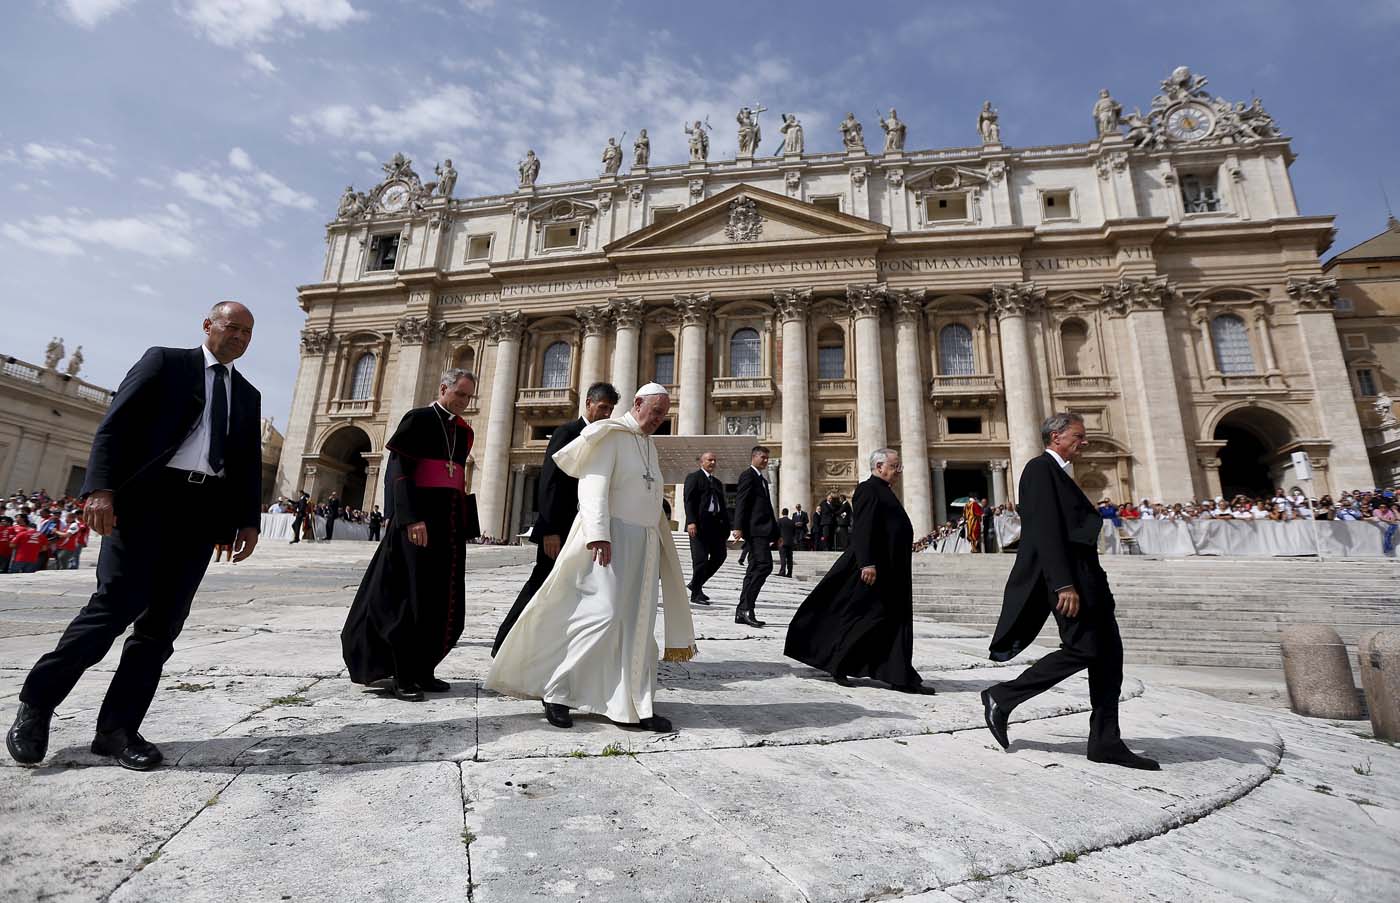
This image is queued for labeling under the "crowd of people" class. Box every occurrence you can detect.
[0,490,91,574]
[1095,487,1400,524]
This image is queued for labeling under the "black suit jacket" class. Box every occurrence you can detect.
[82,346,261,533]
[734,467,777,539]
[530,417,587,542]
[989,452,1104,662]
[778,515,797,545]
[683,468,730,533]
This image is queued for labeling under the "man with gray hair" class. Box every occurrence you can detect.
[982,412,1159,770]
[341,368,480,702]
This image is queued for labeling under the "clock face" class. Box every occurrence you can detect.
[1165,104,1213,142]
[380,183,410,213]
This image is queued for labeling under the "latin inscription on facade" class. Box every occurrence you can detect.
[499,277,617,298]
[439,290,500,306]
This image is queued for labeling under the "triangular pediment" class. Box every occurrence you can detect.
[605,184,887,256]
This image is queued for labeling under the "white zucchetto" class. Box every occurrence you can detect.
[635,382,670,398]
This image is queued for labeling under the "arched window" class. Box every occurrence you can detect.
[453,345,475,372]
[729,327,761,378]
[938,324,974,375]
[1211,315,1254,374]
[542,341,571,388]
[349,352,376,400]
[1060,320,1089,376]
[816,326,845,379]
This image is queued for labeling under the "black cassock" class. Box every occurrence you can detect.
[784,476,920,687]
[342,404,478,686]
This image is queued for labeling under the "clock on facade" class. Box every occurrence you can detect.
[379,182,411,213]
[1164,103,1214,142]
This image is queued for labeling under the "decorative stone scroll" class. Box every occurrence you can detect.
[845,283,886,319]
[609,297,645,330]
[395,315,447,346]
[575,305,612,337]
[773,287,813,322]
[1285,276,1339,311]
[724,415,763,436]
[990,282,1046,318]
[485,310,527,344]
[673,292,714,326]
[1101,275,1175,316]
[886,287,927,322]
[300,327,335,355]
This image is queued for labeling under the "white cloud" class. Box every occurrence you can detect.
[2,207,196,259]
[354,150,378,165]
[291,83,481,144]
[174,148,317,225]
[4,141,115,178]
[57,0,137,28]
[228,147,255,171]
[132,282,159,295]
[180,0,366,46]
[244,50,278,74]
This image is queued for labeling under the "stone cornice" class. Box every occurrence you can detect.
[1285,275,1339,311]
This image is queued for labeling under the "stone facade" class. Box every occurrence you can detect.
[279,67,1372,539]
[0,353,113,496]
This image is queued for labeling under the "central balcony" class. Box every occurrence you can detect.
[1053,375,1115,396]
[813,378,856,399]
[711,376,777,410]
[330,398,376,418]
[928,373,1002,409]
[517,387,578,420]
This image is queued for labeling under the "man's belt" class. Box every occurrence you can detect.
[165,468,224,485]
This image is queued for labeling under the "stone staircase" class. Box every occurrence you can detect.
[791,551,1400,670]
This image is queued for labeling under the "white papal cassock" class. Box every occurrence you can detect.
[485,410,696,724]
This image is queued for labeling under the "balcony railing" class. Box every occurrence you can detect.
[517,386,578,418]
[711,376,777,409]
[1053,375,1114,394]
[330,398,376,418]
[2,356,114,409]
[2,360,42,383]
[928,373,1002,408]
[813,378,856,397]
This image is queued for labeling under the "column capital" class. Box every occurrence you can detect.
[673,292,714,326]
[1100,274,1175,316]
[395,315,448,346]
[990,459,1009,472]
[773,287,813,322]
[299,326,335,355]
[990,281,1046,318]
[886,287,927,322]
[931,458,947,471]
[1285,275,1338,311]
[845,282,886,319]
[608,297,645,330]
[485,310,527,344]
[575,304,612,337]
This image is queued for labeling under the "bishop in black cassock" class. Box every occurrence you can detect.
[341,371,479,701]
[784,449,933,694]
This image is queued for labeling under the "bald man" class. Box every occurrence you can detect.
[7,302,263,771]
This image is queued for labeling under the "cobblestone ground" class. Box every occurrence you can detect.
[2,541,1397,902]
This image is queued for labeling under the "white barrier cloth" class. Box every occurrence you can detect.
[991,514,1394,558]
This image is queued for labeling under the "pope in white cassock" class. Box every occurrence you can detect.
[486,385,697,732]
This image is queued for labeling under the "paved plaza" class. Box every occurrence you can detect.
[2,542,1398,902]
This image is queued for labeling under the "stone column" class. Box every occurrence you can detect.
[1252,307,1279,374]
[277,326,335,498]
[848,284,887,478]
[1102,277,1196,502]
[575,305,611,414]
[931,459,947,526]
[1286,277,1374,489]
[477,311,526,539]
[609,297,644,402]
[989,459,1008,507]
[775,288,812,514]
[991,282,1046,496]
[385,302,447,433]
[674,293,713,435]
[508,463,528,539]
[1200,457,1223,499]
[889,289,933,536]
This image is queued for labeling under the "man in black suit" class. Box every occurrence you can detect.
[731,445,776,628]
[982,412,1159,771]
[7,302,262,771]
[776,508,797,577]
[491,382,619,655]
[368,506,383,542]
[683,451,729,604]
[817,492,838,550]
[325,492,342,541]
[289,491,309,544]
[791,503,810,551]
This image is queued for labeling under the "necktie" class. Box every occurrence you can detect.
[208,363,228,473]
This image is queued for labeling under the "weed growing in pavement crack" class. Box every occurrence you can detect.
[1313,784,1334,795]
[1353,758,1373,776]
[1058,851,1080,863]
[204,793,221,807]
[135,851,161,871]
[269,694,307,706]
[461,828,476,848]
[173,682,214,692]
[600,742,634,758]
[567,749,588,758]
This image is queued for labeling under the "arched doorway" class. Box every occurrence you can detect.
[1213,407,1295,498]
[320,426,372,509]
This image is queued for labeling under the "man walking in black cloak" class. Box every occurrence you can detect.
[491,382,618,655]
[785,448,933,694]
[981,412,1159,770]
[341,369,479,701]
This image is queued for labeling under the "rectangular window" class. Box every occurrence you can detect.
[367,234,399,271]
[466,234,492,261]
[542,223,580,251]
[1181,172,1222,213]
[1335,296,1355,313]
[1358,369,1378,397]
[1042,190,1073,220]
[652,418,673,436]
[811,195,842,213]
[530,424,562,442]
[926,193,969,222]
[653,352,675,385]
[817,345,845,380]
[946,416,982,435]
[651,206,681,226]
[1345,333,1369,350]
[818,415,848,434]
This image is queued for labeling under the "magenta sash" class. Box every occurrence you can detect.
[414,459,466,492]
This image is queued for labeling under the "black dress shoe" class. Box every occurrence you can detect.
[390,679,424,702]
[6,702,52,765]
[981,688,1010,751]
[638,714,673,732]
[1088,746,1161,771]
[690,594,711,606]
[833,674,853,687]
[543,702,573,728]
[418,677,451,693]
[735,612,766,628]
[892,682,937,695]
[91,730,163,771]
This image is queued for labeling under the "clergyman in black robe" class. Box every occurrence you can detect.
[784,449,933,694]
[981,412,1159,770]
[341,370,479,701]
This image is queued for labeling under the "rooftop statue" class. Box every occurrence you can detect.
[684,119,710,163]
[518,149,540,188]
[736,105,766,157]
[44,337,64,370]
[434,160,457,197]
[1093,89,1123,137]
[601,137,622,175]
[65,346,84,378]
[877,108,905,154]
[779,113,804,155]
[633,129,650,167]
[839,112,865,152]
[977,101,1001,144]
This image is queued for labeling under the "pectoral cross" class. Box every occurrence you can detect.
[642,471,656,490]
[446,461,455,477]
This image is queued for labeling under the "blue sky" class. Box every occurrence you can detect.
[3,0,1398,425]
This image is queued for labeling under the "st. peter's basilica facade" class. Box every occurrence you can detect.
[277,66,1373,539]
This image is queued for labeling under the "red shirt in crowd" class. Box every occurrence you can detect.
[11,527,44,564]
[0,525,12,557]
[59,526,84,552]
